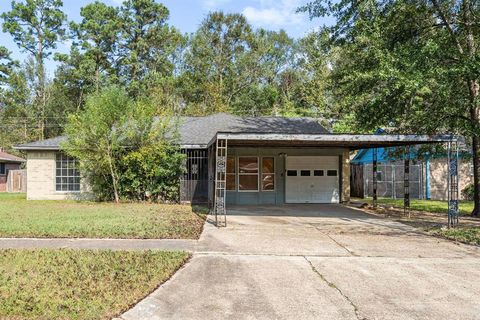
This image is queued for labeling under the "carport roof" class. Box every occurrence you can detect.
[14,113,457,150]
[212,133,456,149]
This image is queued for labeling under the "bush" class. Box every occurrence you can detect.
[119,144,185,202]
[462,183,475,201]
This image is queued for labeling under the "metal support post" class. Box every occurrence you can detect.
[404,146,410,218]
[373,148,378,208]
[447,140,459,228]
[214,138,228,227]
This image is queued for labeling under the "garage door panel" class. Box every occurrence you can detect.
[286,156,339,204]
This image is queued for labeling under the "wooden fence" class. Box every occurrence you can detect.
[6,169,26,193]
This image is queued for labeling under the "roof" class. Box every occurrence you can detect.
[180,113,330,147]
[0,150,25,163]
[15,113,330,150]
[14,136,67,151]
[14,113,456,150]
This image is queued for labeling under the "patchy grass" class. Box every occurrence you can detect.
[0,249,189,320]
[356,197,474,216]
[0,193,207,239]
[428,227,480,246]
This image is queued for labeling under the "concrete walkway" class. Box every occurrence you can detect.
[118,204,480,320]
[0,238,196,251]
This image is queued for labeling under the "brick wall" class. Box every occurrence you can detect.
[26,151,91,200]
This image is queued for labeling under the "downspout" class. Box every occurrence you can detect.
[425,154,431,200]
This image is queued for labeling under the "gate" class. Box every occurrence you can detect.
[7,169,26,193]
[180,149,209,204]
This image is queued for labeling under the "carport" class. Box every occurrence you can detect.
[208,132,460,228]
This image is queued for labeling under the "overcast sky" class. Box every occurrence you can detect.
[0,0,328,76]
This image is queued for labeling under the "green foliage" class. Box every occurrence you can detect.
[462,183,475,201]
[62,86,184,202]
[1,0,66,59]
[119,143,185,202]
[429,227,480,246]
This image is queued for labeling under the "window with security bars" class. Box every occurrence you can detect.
[55,153,80,191]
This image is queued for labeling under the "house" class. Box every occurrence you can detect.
[0,149,25,192]
[350,146,473,200]
[14,113,455,206]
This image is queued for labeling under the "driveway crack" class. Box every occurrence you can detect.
[304,256,367,320]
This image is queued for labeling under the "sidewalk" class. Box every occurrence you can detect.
[0,238,197,251]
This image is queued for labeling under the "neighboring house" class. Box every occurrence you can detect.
[15,113,453,205]
[350,146,473,200]
[0,149,25,192]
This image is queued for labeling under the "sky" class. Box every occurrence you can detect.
[0,0,327,76]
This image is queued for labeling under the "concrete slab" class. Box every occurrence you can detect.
[109,204,480,320]
[121,255,358,320]
[308,256,480,320]
[0,238,196,251]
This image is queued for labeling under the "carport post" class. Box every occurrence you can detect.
[447,140,459,228]
[404,146,410,218]
[372,148,378,208]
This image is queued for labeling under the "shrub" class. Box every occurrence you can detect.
[119,144,185,202]
[462,183,475,201]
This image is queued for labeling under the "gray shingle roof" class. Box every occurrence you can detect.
[179,113,329,146]
[15,113,330,150]
[15,136,67,150]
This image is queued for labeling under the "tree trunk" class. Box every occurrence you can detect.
[471,135,480,217]
[107,147,120,203]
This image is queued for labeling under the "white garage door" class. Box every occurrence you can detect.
[285,156,340,203]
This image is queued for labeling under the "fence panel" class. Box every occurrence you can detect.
[7,169,26,193]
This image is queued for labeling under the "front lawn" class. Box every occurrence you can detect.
[0,249,189,320]
[356,197,474,216]
[429,227,480,246]
[0,193,206,239]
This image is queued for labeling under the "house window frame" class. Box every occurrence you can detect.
[226,155,236,191]
[0,163,5,176]
[237,156,259,192]
[55,152,81,193]
[261,156,275,192]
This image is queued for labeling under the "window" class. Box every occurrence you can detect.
[238,157,258,191]
[262,157,275,191]
[226,156,236,191]
[314,170,324,176]
[0,163,5,175]
[55,153,80,192]
[287,170,297,176]
[301,170,311,176]
[327,170,338,177]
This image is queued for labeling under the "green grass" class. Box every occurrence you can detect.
[429,227,480,246]
[358,197,474,216]
[0,249,189,320]
[0,193,206,239]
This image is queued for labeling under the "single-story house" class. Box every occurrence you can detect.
[15,113,456,210]
[0,149,25,192]
[350,146,472,200]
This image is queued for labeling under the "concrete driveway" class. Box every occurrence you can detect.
[120,204,480,320]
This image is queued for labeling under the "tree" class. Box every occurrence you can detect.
[0,46,17,84]
[301,0,480,216]
[117,0,184,95]
[69,1,120,92]
[2,0,66,139]
[183,12,258,114]
[62,86,182,203]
